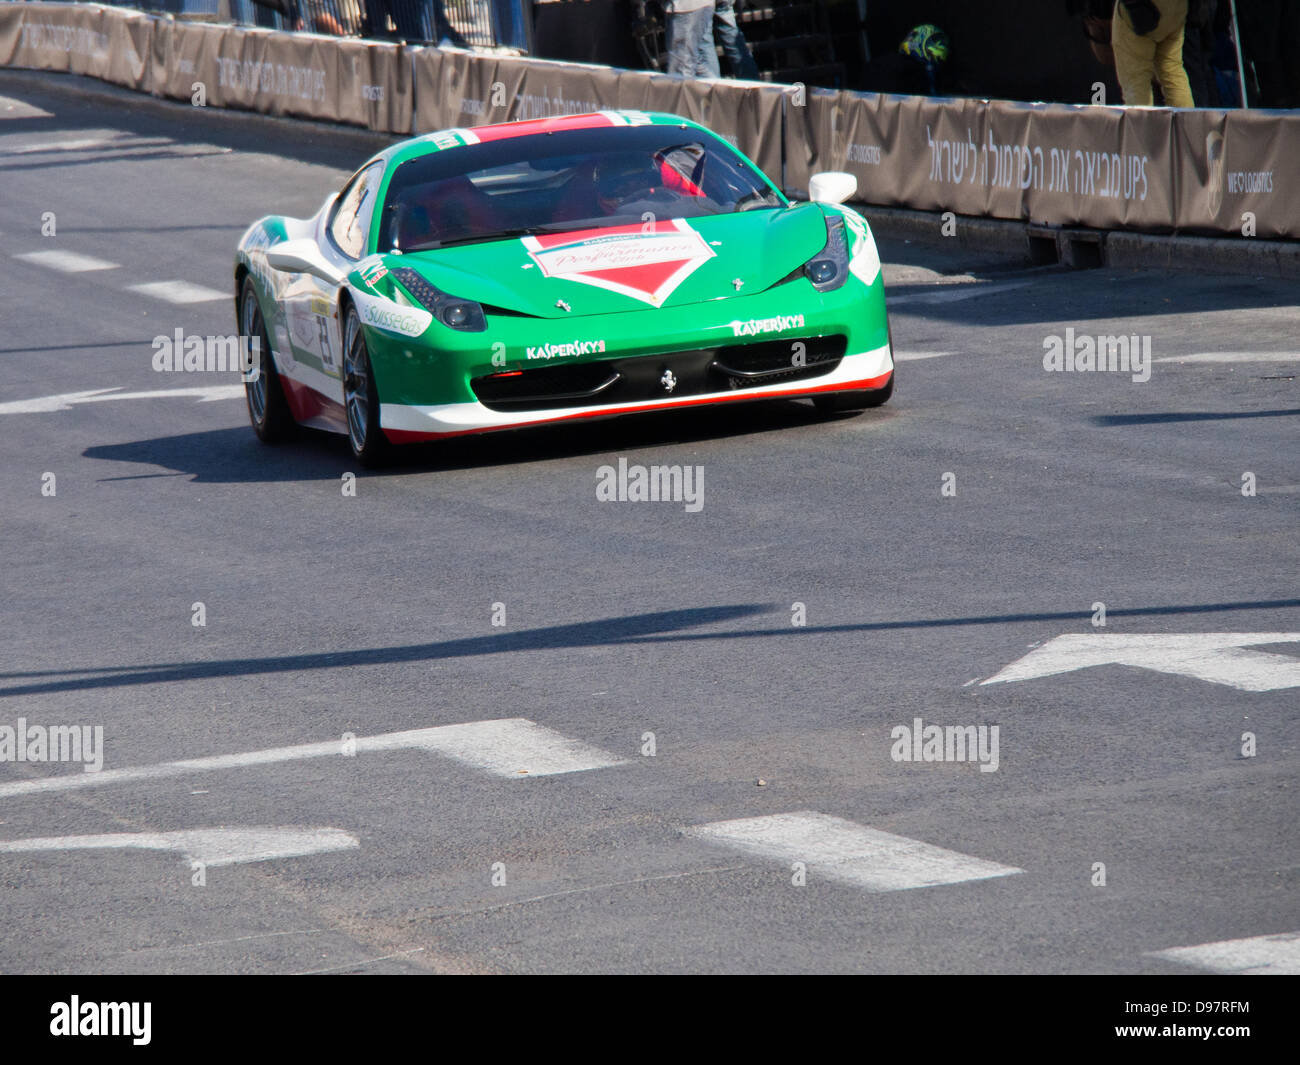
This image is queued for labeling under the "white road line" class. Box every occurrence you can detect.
[1149,931,1300,975]
[9,137,114,154]
[0,827,358,867]
[889,280,1031,306]
[685,811,1022,891]
[894,351,955,362]
[1154,352,1300,364]
[0,386,245,415]
[982,633,1300,692]
[128,280,229,304]
[0,718,625,801]
[13,249,119,273]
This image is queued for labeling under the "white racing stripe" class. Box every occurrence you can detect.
[1149,931,1300,975]
[13,249,119,273]
[0,718,625,800]
[0,827,358,867]
[685,811,1022,891]
[128,280,229,304]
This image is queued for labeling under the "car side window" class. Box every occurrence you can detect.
[329,162,384,260]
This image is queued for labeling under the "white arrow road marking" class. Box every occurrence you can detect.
[685,811,1021,891]
[13,249,119,272]
[981,633,1300,692]
[1154,351,1300,364]
[0,718,626,801]
[128,280,228,304]
[0,827,358,867]
[0,385,244,414]
[1148,931,1300,975]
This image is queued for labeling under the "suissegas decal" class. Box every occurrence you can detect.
[350,289,432,338]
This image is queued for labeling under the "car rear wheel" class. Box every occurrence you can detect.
[342,305,390,467]
[240,276,295,442]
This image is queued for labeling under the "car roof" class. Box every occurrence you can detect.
[374,111,716,171]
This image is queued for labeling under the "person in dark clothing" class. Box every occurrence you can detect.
[1182,0,1219,105]
[1235,0,1300,107]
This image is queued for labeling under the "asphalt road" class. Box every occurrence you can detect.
[0,69,1297,975]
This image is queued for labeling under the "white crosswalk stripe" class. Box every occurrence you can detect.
[0,827,358,867]
[685,810,1022,891]
[13,249,119,273]
[0,718,626,801]
[1148,931,1300,974]
[128,280,229,304]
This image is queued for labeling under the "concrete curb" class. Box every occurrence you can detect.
[855,203,1300,280]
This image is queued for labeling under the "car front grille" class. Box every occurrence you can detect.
[471,334,846,412]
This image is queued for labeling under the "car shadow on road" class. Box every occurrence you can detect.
[3,598,1298,699]
[82,398,898,482]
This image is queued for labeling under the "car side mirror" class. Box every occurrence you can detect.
[266,239,344,284]
[808,172,858,204]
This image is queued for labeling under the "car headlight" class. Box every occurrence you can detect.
[390,266,487,332]
[804,215,849,293]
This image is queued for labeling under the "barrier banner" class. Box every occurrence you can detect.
[788,88,1300,239]
[2,2,117,83]
[1173,108,1300,240]
[0,4,18,67]
[3,4,1296,238]
[335,37,410,134]
[412,47,620,134]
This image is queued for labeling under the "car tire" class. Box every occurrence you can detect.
[813,369,893,413]
[342,303,391,467]
[240,275,296,443]
[814,327,896,414]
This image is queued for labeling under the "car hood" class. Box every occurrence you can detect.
[386,204,829,320]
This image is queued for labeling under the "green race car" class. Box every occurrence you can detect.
[234,110,893,463]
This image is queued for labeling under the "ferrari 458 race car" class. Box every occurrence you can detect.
[234,110,893,463]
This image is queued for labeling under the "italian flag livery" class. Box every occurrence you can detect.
[234,110,893,463]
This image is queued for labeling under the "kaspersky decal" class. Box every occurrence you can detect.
[731,314,805,337]
[526,339,607,360]
[350,288,432,338]
[522,219,716,308]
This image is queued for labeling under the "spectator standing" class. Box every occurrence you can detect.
[1181,0,1218,106]
[714,0,761,79]
[665,0,718,76]
[1112,0,1194,105]
[1236,0,1300,107]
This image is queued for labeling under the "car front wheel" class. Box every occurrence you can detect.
[342,304,390,466]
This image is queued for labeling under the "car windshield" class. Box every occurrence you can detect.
[378,123,784,253]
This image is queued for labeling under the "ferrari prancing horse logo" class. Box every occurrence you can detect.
[660,369,677,393]
[522,219,716,308]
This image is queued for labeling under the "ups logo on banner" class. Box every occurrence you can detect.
[1205,131,1226,220]
[831,102,846,169]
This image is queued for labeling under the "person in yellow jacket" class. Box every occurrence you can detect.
[1112,0,1195,106]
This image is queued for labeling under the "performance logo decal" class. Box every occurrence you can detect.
[522,219,715,308]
